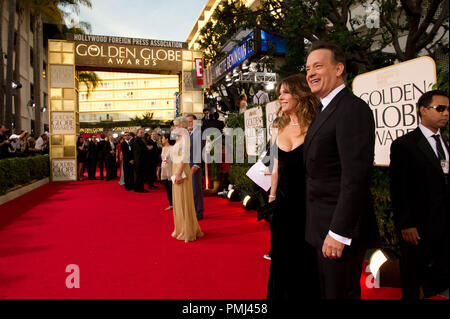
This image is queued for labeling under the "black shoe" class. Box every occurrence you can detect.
[150,186,158,189]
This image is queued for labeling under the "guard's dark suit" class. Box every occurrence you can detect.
[390,127,449,299]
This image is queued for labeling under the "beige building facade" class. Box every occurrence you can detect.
[78,72,179,123]
[1,2,48,134]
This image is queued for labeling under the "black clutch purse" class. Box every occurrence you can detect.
[257,200,276,222]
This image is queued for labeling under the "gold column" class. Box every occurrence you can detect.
[47,40,78,181]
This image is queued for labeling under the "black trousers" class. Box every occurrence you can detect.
[123,161,134,190]
[87,158,96,179]
[315,243,366,299]
[134,167,145,191]
[161,179,173,206]
[147,164,157,187]
[400,239,449,299]
[98,158,106,179]
[106,155,115,180]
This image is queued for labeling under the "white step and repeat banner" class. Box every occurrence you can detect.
[353,56,437,166]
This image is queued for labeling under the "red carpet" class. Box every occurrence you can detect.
[0,177,270,299]
[0,173,445,299]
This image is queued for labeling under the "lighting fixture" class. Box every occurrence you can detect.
[265,83,275,91]
[227,188,240,201]
[369,249,388,281]
[243,195,257,210]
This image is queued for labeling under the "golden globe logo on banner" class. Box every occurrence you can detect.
[69,34,185,72]
[352,56,437,166]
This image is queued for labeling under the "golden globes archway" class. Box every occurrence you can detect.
[47,35,204,181]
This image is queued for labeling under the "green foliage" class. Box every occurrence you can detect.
[78,71,101,97]
[371,167,399,253]
[227,163,259,200]
[224,112,245,129]
[129,112,161,128]
[0,155,50,195]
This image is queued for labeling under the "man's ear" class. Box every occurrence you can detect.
[336,62,345,77]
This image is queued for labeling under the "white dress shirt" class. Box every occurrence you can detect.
[320,83,352,246]
[419,124,449,161]
[320,84,346,111]
[35,136,44,150]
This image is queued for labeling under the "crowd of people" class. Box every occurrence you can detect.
[76,112,223,242]
[0,125,49,159]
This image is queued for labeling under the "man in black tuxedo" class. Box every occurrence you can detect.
[87,134,98,180]
[121,132,135,191]
[304,41,378,299]
[105,135,116,180]
[390,90,449,299]
[97,133,109,180]
[133,129,150,193]
[146,131,161,189]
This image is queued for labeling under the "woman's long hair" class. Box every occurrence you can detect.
[275,73,318,135]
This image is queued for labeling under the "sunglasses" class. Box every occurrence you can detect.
[426,105,449,112]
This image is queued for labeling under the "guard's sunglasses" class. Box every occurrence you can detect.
[426,105,449,112]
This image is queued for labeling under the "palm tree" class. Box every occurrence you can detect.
[5,0,16,131]
[78,71,100,97]
[29,0,92,135]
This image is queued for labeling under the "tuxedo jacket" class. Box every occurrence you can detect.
[303,87,379,248]
[133,137,147,170]
[189,127,204,168]
[121,140,134,164]
[96,140,108,160]
[87,141,97,160]
[105,141,115,158]
[390,128,449,243]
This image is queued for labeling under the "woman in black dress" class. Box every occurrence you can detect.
[76,136,87,181]
[267,74,320,304]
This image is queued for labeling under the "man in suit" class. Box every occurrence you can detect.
[304,41,378,299]
[121,132,135,191]
[146,131,161,189]
[186,114,204,220]
[133,129,150,193]
[87,134,98,180]
[390,90,449,299]
[105,135,116,180]
[97,133,109,180]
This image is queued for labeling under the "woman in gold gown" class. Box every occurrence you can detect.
[170,117,204,243]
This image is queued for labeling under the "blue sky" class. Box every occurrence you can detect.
[77,0,207,42]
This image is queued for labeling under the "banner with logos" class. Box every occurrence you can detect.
[265,101,279,143]
[352,56,437,166]
[244,106,265,156]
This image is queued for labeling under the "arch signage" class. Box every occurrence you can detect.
[48,35,203,181]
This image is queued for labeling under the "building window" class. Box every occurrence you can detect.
[30,83,34,101]
[30,47,34,67]
[43,92,48,109]
[43,61,47,79]
[30,14,34,32]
